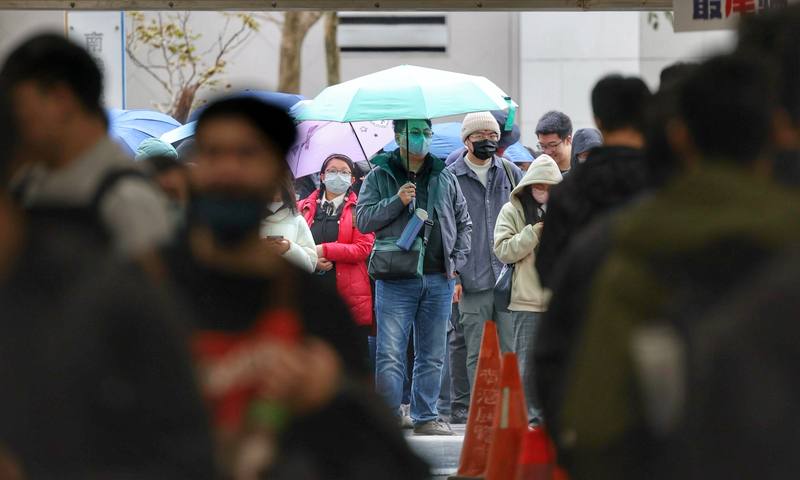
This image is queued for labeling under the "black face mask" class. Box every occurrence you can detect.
[189,193,266,247]
[471,139,499,160]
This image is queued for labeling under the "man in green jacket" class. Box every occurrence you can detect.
[357,119,472,436]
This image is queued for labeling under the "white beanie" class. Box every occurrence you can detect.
[461,111,501,142]
[526,154,563,185]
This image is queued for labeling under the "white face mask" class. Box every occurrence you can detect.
[323,173,352,195]
[268,201,284,213]
[532,187,549,205]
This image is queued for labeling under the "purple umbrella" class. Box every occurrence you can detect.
[287,120,395,179]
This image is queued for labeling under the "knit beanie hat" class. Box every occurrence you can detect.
[135,137,178,162]
[461,111,501,142]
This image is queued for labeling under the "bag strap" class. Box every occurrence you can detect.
[422,171,442,246]
[501,159,517,189]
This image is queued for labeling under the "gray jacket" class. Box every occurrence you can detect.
[356,151,472,278]
[447,152,523,292]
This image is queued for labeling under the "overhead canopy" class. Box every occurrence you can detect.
[0,0,671,10]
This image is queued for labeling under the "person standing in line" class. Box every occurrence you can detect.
[535,111,574,175]
[446,112,523,392]
[494,154,562,424]
[260,172,318,273]
[357,118,472,436]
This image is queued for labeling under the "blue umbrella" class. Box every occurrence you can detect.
[108,109,182,156]
[504,142,534,163]
[384,122,534,163]
[187,90,304,122]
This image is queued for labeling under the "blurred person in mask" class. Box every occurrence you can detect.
[535,75,651,289]
[298,154,375,346]
[136,137,191,229]
[535,111,573,174]
[0,92,215,479]
[155,97,425,479]
[0,33,172,256]
[558,54,800,480]
[493,154,562,424]
[260,172,317,273]
[357,118,472,436]
[569,128,603,170]
[446,112,523,397]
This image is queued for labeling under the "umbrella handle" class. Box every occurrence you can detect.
[504,97,517,132]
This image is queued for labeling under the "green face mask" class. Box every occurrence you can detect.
[399,120,432,157]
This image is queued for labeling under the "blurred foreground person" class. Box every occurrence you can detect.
[1,33,171,256]
[156,97,426,479]
[737,5,800,187]
[558,55,800,480]
[0,95,215,479]
[535,74,651,288]
[493,154,562,424]
[298,154,375,345]
[653,249,800,479]
[534,65,694,457]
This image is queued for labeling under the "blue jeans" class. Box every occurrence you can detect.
[375,274,455,424]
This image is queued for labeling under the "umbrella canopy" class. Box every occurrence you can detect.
[292,65,517,123]
[187,90,304,122]
[288,120,395,179]
[108,109,182,156]
[160,121,197,145]
[384,121,534,162]
[504,142,534,163]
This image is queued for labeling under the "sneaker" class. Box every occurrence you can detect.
[413,419,454,436]
[450,407,469,425]
[399,414,414,429]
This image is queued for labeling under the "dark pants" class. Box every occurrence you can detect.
[449,302,471,410]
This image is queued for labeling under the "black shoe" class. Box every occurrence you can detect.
[450,407,469,424]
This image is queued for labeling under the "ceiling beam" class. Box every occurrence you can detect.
[0,0,672,11]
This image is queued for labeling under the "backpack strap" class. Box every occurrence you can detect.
[501,159,518,189]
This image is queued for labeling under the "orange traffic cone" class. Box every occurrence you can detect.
[484,352,528,480]
[515,426,557,480]
[449,320,502,480]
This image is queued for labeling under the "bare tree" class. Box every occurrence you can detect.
[126,11,260,122]
[276,12,324,93]
[324,12,341,86]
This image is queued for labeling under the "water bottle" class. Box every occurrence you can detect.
[396,208,429,251]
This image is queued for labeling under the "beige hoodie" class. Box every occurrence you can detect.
[493,155,563,312]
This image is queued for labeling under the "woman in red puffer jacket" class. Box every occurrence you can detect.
[298,154,375,340]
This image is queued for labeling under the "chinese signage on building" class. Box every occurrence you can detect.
[674,0,795,32]
[66,12,126,109]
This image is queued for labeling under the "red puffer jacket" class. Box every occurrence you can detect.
[298,190,375,328]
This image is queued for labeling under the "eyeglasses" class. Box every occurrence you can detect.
[402,129,434,138]
[324,169,352,176]
[469,132,500,142]
[537,140,563,152]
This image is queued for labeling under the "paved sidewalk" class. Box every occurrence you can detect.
[405,424,465,478]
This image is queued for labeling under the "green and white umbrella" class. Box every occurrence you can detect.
[291,65,517,128]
